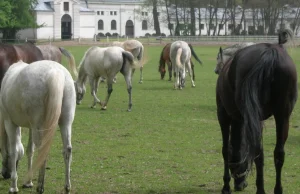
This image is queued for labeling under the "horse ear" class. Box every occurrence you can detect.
[219,47,223,60]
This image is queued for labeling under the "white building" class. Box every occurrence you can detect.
[16,0,299,40]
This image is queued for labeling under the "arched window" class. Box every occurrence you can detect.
[98,20,103,30]
[142,20,147,30]
[111,20,117,30]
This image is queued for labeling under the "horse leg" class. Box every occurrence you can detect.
[89,77,101,108]
[186,61,195,87]
[273,115,290,194]
[167,61,172,81]
[36,160,47,194]
[217,102,232,194]
[1,119,10,179]
[139,65,143,84]
[59,119,72,193]
[4,120,24,193]
[101,80,113,110]
[231,120,248,191]
[23,128,35,188]
[254,141,265,194]
[131,68,136,82]
[191,61,195,81]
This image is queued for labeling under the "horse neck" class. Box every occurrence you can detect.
[77,65,87,85]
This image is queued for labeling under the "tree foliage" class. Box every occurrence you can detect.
[0,0,38,40]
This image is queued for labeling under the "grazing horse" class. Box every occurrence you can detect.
[159,43,202,81]
[110,40,144,83]
[74,46,137,111]
[170,41,195,89]
[37,45,78,77]
[0,43,44,86]
[0,60,75,193]
[216,29,297,194]
[215,42,255,74]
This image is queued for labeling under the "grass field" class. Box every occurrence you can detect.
[0,44,300,194]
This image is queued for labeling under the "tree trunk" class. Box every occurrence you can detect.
[152,0,161,36]
[165,0,173,36]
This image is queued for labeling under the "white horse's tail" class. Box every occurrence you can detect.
[176,48,183,68]
[59,47,78,78]
[33,69,65,171]
[122,51,139,68]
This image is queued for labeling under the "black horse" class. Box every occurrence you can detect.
[216,29,297,194]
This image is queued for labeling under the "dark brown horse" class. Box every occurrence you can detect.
[158,43,202,81]
[216,29,297,194]
[0,43,44,86]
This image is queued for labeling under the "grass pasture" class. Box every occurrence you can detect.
[0,44,300,194]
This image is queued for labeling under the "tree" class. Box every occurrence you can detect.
[152,0,161,35]
[0,0,38,41]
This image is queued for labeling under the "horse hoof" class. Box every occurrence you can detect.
[9,187,19,193]
[101,106,107,110]
[192,85,195,88]
[139,81,143,84]
[222,189,232,194]
[90,106,96,109]
[22,183,33,188]
[127,109,131,112]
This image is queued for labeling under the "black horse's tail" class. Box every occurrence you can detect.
[240,47,280,162]
[189,44,203,65]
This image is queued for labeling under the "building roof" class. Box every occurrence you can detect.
[83,0,144,4]
[34,0,54,12]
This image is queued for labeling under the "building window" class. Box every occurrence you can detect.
[219,24,224,30]
[98,20,104,30]
[168,23,174,30]
[236,24,242,30]
[111,20,116,30]
[97,11,100,15]
[64,2,69,11]
[114,11,117,15]
[110,11,113,15]
[101,11,104,15]
[209,24,215,29]
[157,12,160,16]
[228,24,234,30]
[142,12,148,16]
[142,20,147,30]
[200,23,204,30]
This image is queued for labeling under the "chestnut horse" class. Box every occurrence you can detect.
[0,43,44,86]
[217,29,297,194]
[158,43,202,81]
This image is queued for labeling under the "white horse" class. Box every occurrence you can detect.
[110,40,144,83]
[74,46,137,111]
[215,42,255,74]
[170,41,195,89]
[0,60,75,193]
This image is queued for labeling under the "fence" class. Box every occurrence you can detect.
[1,35,300,46]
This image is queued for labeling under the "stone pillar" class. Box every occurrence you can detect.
[53,2,61,40]
[73,2,80,39]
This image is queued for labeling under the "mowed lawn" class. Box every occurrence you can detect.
[1,44,300,194]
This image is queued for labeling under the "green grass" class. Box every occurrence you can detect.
[1,45,300,194]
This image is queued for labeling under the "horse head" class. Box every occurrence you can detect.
[228,135,251,191]
[158,60,166,79]
[74,81,86,105]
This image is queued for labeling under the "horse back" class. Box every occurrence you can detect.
[14,43,44,63]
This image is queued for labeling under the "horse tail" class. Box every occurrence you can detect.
[59,47,78,77]
[240,47,279,161]
[175,48,183,68]
[278,29,293,45]
[122,51,138,68]
[137,45,143,61]
[33,69,65,171]
[189,44,203,65]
